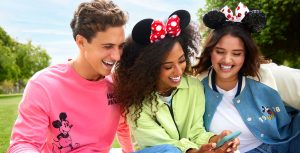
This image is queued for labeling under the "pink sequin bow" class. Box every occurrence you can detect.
[221,2,249,22]
[150,15,181,43]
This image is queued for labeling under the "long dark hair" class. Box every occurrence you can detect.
[194,23,268,78]
[114,24,198,124]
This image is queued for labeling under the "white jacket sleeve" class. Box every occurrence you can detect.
[263,63,300,110]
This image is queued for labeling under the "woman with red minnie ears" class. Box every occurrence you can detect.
[114,10,239,153]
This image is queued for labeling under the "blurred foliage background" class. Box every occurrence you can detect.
[198,0,300,68]
[0,27,51,94]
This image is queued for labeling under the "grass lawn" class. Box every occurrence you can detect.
[0,94,21,152]
[0,94,120,152]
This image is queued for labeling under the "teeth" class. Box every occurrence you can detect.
[170,76,181,82]
[221,64,232,70]
[103,60,114,66]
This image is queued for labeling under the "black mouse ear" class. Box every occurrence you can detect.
[52,120,62,128]
[203,10,227,29]
[132,19,153,45]
[169,10,190,30]
[242,10,266,33]
[59,112,67,121]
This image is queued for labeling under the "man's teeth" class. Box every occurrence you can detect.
[103,60,114,66]
[221,65,232,70]
[170,76,181,81]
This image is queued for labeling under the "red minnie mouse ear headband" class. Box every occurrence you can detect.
[132,10,191,45]
[203,2,266,33]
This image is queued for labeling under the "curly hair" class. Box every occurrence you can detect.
[70,0,128,42]
[193,24,269,79]
[114,24,198,124]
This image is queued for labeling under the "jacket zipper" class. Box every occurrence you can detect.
[164,89,180,139]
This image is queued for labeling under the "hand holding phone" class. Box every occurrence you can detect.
[216,131,241,148]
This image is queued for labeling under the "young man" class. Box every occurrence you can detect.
[8,0,133,152]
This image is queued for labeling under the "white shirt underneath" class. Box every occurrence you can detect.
[209,84,262,153]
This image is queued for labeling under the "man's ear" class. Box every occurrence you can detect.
[75,34,86,51]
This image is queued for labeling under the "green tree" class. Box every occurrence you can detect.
[0,27,20,82]
[1,80,14,93]
[0,26,51,91]
[198,0,300,68]
[0,45,19,82]
[0,26,14,47]
[15,41,51,80]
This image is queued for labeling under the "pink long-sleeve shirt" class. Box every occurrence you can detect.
[8,63,133,153]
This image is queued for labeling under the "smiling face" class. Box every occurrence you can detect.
[157,42,186,93]
[59,120,71,135]
[76,26,125,80]
[211,34,245,84]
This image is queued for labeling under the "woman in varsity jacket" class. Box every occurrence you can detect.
[193,2,300,153]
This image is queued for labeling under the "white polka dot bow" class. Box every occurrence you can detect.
[150,15,181,43]
[221,2,249,22]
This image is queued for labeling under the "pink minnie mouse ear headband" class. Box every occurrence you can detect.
[132,10,191,45]
[203,2,266,33]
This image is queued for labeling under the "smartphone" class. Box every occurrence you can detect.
[216,131,241,148]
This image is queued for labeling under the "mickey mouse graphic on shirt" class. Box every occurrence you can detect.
[52,112,79,153]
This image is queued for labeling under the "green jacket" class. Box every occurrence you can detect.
[127,75,215,152]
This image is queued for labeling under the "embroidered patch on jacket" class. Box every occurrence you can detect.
[52,112,79,152]
[258,106,281,122]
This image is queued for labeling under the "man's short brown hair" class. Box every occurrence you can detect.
[70,0,128,42]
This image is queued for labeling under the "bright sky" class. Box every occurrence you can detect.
[0,0,205,65]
